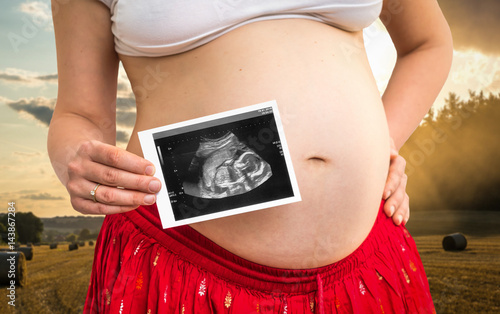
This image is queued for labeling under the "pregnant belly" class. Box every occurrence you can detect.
[124,19,391,268]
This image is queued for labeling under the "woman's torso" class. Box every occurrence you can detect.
[122,19,390,269]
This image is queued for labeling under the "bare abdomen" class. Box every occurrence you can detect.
[124,19,390,268]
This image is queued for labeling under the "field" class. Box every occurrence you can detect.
[416,235,500,313]
[0,243,94,313]
[0,212,499,313]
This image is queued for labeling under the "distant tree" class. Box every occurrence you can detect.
[0,222,7,244]
[79,228,91,240]
[66,233,77,243]
[0,212,43,244]
[401,91,500,211]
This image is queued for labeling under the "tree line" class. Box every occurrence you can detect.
[0,212,44,244]
[400,91,500,211]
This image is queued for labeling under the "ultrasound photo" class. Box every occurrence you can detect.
[183,132,273,199]
[139,100,301,229]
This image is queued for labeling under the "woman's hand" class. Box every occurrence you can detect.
[66,140,161,215]
[383,138,410,225]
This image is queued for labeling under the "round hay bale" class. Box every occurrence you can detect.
[0,252,27,287]
[49,243,58,249]
[16,247,33,261]
[442,233,467,251]
[68,243,78,251]
[88,241,94,246]
[78,241,85,247]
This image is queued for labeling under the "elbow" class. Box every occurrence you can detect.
[432,25,454,87]
[438,20,454,74]
[433,15,454,71]
[445,29,454,72]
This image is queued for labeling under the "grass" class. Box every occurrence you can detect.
[415,235,500,313]
[0,243,94,314]
[0,217,499,313]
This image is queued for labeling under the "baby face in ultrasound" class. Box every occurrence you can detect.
[183,132,272,199]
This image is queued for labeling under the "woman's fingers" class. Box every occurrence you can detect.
[87,182,156,206]
[70,196,139,215]
[390,192,410,226]
[82,158,161,193]
[382,137,411,225]
[82,140,154,175]
[66,140,162,215]
[384,173,407,222]
[384,170,409,225]
[383,154,406,200]
[67,175,156,208]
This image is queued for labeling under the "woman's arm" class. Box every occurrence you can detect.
[381,0,453,150]
[378,0,453,223]
[48,0,160,214]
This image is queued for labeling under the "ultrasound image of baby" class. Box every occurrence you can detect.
[183,132,272,199]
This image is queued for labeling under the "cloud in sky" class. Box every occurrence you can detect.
[116,97,136,110]
[0,72,26,82]
[0,69,58,86]
[439,0,500,55]
[36,74,58,82]
[7,97,55,126]
[116,130,130,143]
[19,1,53,31]
[13,151,42,159]
[116,110,136,127]
[4,95,135,143]
[487,71,500,91]
[21,192,64,200]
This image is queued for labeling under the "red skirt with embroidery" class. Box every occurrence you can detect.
[84,202,435,314]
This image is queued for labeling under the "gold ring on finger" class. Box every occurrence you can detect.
[90,183,101,203]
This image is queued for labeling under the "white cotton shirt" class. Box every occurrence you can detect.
[98,0,383,57]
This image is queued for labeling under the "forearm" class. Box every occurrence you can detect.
[382,43,453,150]
[47,111,116,186]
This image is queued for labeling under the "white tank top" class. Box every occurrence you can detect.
[98,0,383,57]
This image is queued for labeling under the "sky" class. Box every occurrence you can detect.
[0,0,499,218]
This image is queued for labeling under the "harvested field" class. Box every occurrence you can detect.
[416,235,500,313]
[0,244,94,313]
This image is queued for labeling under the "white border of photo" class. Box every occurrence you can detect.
[138,100,301,229]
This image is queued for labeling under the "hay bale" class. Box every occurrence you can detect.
[0,251,27,287]
[49,243,58,249]
[78,241,85,247]
[68,243,78,251]
[88,241,94,246]
[16,247,33,261]
[0,247,33,261]
[442,233,467,251]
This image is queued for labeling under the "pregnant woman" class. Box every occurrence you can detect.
[48,0,452,312]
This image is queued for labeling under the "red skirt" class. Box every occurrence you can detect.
[84,202,435,313]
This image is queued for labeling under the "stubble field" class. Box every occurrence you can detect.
[0,243,94,313]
